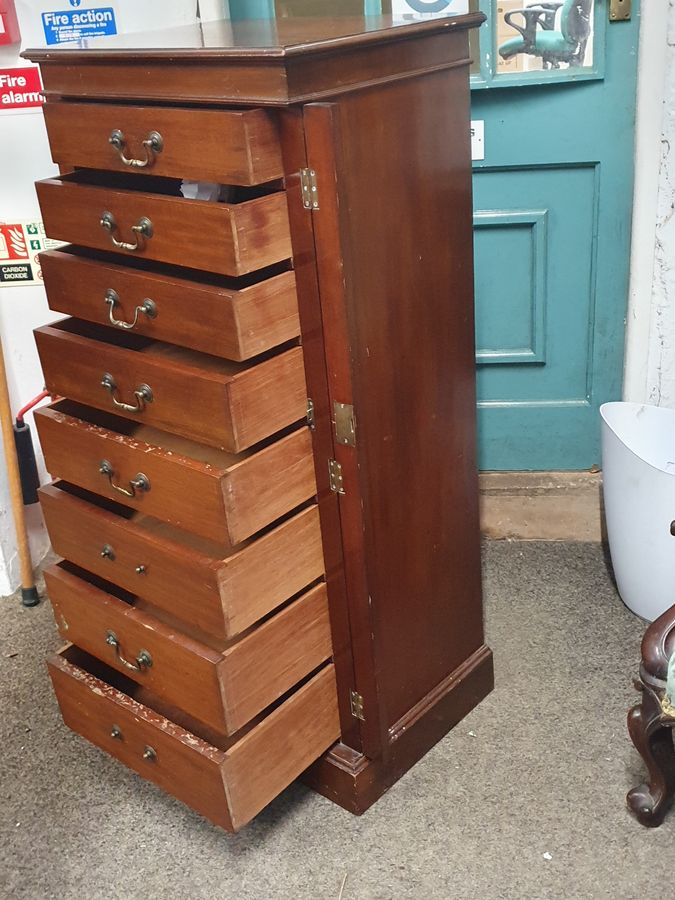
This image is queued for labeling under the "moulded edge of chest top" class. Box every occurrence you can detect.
[22,24,478,108]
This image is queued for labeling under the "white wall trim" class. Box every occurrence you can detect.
[623,0,670,402]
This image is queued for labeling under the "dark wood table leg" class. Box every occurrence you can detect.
[627,676,675,826]
[627,603,675,827]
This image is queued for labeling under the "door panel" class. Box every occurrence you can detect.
[475,207,548,367]
[475,165,597,398]
[471,0,640,469]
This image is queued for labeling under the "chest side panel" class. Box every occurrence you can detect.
[306,47,487,737]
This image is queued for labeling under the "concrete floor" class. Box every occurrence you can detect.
[1,542,673,900]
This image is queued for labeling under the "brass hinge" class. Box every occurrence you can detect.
[350,690,365,721]
[609,0,630,20]
[306,397,315,430]
[328,458,345,495]
[300,168,319,210]
[333,401,356,447]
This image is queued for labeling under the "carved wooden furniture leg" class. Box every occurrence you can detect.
[627,604,675,826]
[627,677,675,826]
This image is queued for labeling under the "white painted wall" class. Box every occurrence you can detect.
[642,1,675,405]
[0,1,210,597]
[0,27,57,596]
[624,1,675,405]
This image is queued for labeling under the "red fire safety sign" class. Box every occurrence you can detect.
[0,66,43,110]
[0,221,66,286]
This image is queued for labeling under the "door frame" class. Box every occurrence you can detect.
[624,1,669,403]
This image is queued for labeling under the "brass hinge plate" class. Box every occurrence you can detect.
[333,401,356,447]
[328,458,345,494]
[300,168,319,210]
[350,690,365,721]
[609,0,630,20]
[306,397,315,430]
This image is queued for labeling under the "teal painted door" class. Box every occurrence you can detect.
[231,0,639,470]
[470,0,640,469]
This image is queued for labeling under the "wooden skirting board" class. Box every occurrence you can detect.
[479,471,603,542]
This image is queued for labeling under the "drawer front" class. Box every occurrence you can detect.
[35,322,307,453]
[219,581,332,733]
[39,250,300,361]
[40,482,225,638]
[40,482,325,640]
[43,103,284,186]
[36,177,292,277]
[35,404,317,545]
[47,563,332,735]
[49,647,340,832]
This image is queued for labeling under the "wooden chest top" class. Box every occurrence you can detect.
[23,13,483,105]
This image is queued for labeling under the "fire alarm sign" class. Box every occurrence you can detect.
[0,67,43,110]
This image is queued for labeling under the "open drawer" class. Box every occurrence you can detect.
[39,249,300,362]
[46,561,332,735]
[35,318,307,453]
[48,646,339,832]
[40,482,324,640]
[35,171,292,277]
[35,401,316,546]
[42,103,284,186]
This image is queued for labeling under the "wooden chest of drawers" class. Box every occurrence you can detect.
[24,12,493,832]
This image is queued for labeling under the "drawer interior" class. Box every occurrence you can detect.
[49,480,230,558]
[49,317,298,374]
[48,479,315,558]
[54,558,232,651]
[47,398,304,469]
[56,642,336,753]
[53,554,324,656]
[57,644,252,751]
[48,245,293,291]
[58,169,285,204]
[48,399,246,468]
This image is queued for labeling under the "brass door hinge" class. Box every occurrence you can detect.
[300,168,319,210]
[328,458,345,494]
[306,397,316,430]
[350,690,365,721]
[609,0,630,20]
[333,401,356,447]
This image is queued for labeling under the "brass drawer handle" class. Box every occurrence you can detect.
[109,128,163,168]
[105,630,153,672]
[101,372,153,413]
[100,211,153,252]
[99,460,150,499]
[105,289,157,330]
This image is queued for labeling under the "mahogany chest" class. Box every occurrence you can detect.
[24,12,493,831]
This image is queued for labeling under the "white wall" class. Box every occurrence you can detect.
[0,30,57,596]
[0,1,208,596]
[643,1,675,405]
[624,1,675,405]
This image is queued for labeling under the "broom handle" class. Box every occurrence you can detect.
[0,332,34,592]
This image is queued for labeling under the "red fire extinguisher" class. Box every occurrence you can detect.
[0,1,20,46]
